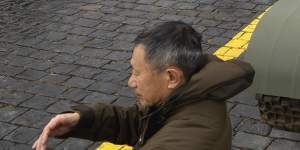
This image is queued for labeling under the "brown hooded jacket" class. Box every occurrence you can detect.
[58,55,254,150]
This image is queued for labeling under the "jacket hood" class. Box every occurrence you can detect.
[171,55,255,103]
[144,55,254,117]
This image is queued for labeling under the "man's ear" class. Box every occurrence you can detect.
[165,67,184,89]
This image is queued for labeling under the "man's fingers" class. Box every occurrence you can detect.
[34,116,61,150]
[38,117,59,148]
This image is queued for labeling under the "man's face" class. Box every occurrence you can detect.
[128,44,170,108]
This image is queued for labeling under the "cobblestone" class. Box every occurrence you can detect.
[27,83,66,97]
[52,53,79,64]
[155,0,177,7]
[232,132,272,150]
[0,122,18,139]
[88,81,121,94]
[0,65,25,76]
[51,63,78,74]
[228,89,258,106]
[64,77,94,88]
[4,55,36,67]
[85,38,112,49]
[70,66,102,78]
[61,34,91,45]
[1,78,34,93]
[89,30,119,40]
[93,70,129,83]
[69,26,96,36]
[74,18,100,28]
[76,48,111,58]
[236,118,271,136]
[114,33,138,42]
[11,46,39,57]
[20,95,57,110]
[4,127,40,144]
[40,74,70,84]
[102,61,131,71]
[82,92,118,104]
[60,88,90,102]
[117,25,145,34]
[0,90,33,105]
[270,129,300,141]
[16,69,47,81]
[230,103,260,120]
[80,11,104,19]
[25,59,56,71]
[110,41,135,51]
[101,14,127,23]
[47,100,77,114]
[54,45,83,55]
[123,17,148,25]
[266,139,300,150]
[12,109,53,128]
[96,22,123,31]
[45,31,67,42]
[0,141,33,150]
[56,137,94,150]
[173,2,198,10]
[30,50,59,60]
[76,57,110,68]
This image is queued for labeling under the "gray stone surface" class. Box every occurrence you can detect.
[266,139,300,150]
[270,129,300,141]
[60,88,90,102]
[0,122,18,139]
[0,90,33,105]
[232,132,272,150]
[230,103,260,120]
[20,95,57,110]
[64,77,94,88]
[0,106,28,122]
[237,118,271,136]
[27,83,66,97]
[55,138,94,150]
[4,127,40,144]
[88,81,121,94]
[12,109,53,128]
[82,92,118,104]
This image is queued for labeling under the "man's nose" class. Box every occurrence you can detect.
[128,75,137,88]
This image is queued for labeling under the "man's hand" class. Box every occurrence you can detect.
[32,113,80,150]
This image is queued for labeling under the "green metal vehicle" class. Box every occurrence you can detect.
[246,0,300,132]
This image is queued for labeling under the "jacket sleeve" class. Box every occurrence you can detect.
[57,103,141,146]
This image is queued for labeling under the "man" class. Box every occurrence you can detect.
[33,21,254,150]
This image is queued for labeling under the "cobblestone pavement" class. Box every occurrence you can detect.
[1,0,299,150]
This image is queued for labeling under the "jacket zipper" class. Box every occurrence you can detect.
[135,117,150,149]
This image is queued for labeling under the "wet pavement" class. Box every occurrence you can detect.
[1,0,299,149]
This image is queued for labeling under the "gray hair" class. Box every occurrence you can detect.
[134,21,207,81]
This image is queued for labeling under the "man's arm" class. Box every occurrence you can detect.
[57,103,141,145]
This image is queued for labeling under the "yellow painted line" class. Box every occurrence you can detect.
[214,8,271,60]
[96,7,272,150]
[96,142,132,150]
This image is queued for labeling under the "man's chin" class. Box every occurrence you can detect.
[136,99,149,111]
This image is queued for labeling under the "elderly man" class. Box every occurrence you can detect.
[33,21,254,150]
